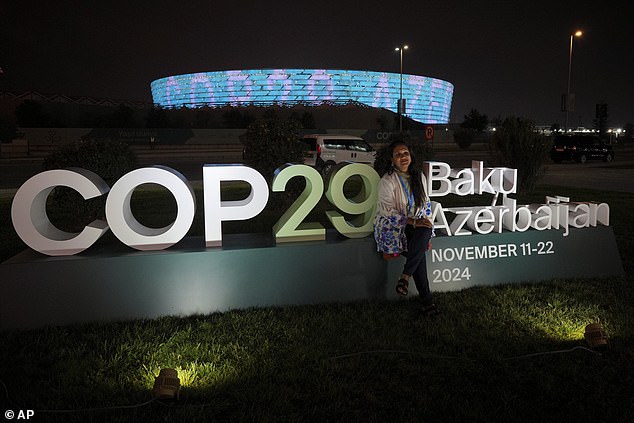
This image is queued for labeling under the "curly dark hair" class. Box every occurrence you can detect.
[381,140,426,208]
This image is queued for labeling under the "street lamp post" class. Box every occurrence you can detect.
[565,30,582,132]
[395,45,408,133]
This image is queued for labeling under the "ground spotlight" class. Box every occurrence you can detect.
[584,323,608,349]
[152,368,181,400]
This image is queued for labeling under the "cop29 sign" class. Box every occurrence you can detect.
[11,161,610,256]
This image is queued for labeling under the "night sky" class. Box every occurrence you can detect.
[2,0,632,126]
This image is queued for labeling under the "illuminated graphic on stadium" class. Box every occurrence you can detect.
[150,69,454,124]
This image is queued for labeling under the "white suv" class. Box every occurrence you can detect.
[300,134,376,175]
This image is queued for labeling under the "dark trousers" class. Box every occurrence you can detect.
[403,225,433,306]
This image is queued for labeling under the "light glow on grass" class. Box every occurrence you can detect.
[144,365,203,389]
[140,329,247,391]
[144,360,243,390]
[508,293,608,342]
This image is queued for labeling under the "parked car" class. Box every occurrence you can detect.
[550,135,614,163]
[299,134,376,175]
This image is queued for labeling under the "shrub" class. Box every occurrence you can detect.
[455,108,490,150]
[42,140,137,226]
[242,118,304,182]
[488,116,548,193]
[43,139,137,185]
[242,118,306,211]
[453,127,476,150]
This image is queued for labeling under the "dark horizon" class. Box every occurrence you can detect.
[2,1,632,126]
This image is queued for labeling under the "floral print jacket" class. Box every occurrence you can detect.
[373,171,432,255]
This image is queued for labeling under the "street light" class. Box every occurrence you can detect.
[565,30,582,132]
[395,44,408,133]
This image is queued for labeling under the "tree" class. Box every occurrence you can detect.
[42,139,137,227]
[289,111,317,130]
[461,108,489,131]
[242,117,304,183]
[453,127,477,150]
[488,116,548,193]
[454,108,490,150]
[300,111,316,129]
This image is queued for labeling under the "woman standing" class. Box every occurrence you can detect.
[374,140,439,315]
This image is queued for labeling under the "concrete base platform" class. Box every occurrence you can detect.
[0,227,623,330]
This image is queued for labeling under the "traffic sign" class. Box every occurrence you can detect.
[424,125,434,140]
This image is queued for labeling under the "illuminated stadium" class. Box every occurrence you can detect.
[150,69,454,124]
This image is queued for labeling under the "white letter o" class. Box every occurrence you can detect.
[105,166,195,250]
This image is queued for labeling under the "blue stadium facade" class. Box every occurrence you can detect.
[150,69,454,124]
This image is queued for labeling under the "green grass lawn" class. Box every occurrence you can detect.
[1,183,632,422]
